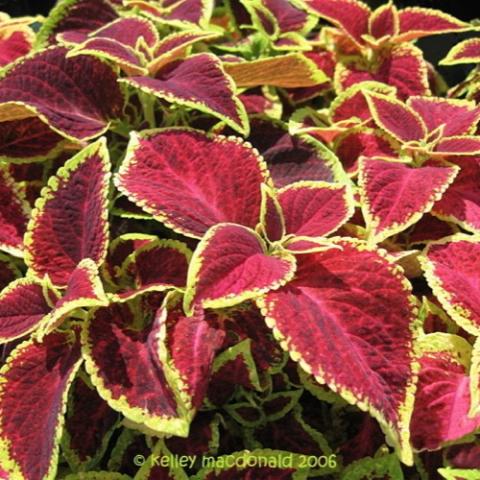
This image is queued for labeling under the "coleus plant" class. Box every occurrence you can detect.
[0,0,479,479]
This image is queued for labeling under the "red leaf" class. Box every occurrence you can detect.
[89,17,158,48]
[164,304,225,409]
[407,97,480,137]
[113,239,191,302]
[259,240,419,464]
[0,279,53,343]
[0,118,65,162]
[410,333,480,451]
[0,47,123,141]
[441,38,480,66]
[364,91,427,143]
[25,139,111,286]
[369,3,399,39]
[0,29,33,67]
[247,119,343,188]
[434,137,480,156]
[359,158,458,243]
[278,181,353,238]
[123,54,249,135]
[421,236,480,336]
[62,376,119,470]
[397,7,470,43]
[36,0,118,47]
[115,129,267,238]
[432,156,480,233]
[304,0,370,45]
[337,44,430,99]
[0,166,29,257]
[82,301,192,436]
[125,0,212,28]
[0,330,82,480]
[334,129,396,175]
[184,223,296,313]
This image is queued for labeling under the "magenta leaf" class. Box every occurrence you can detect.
[0,118,65,162]
[406,97,480,137]
[163,302,225,409]
[122,54,249,135]
[125,0,213,28]
[359,158,458,244]
[259,239,419,464]
[62,375,119,471]
[304,0,370,46]
[36,0,118,47]
[432,156,480,233]
[36,258,109,340]
[410,333,480,451]
[0,278,54,343]
[0,166,29,257]
[112,239,191,302]
[441,38,480,65]
[433,137,480,156]
[397,7,471,42]
[0,330,82,480]
[25,139,111,287]
[421,235,480,336]
[246,119,345,188]
[0,47,123,141]
[278,181,354,238]
[184,223,296,313]
[364,91,427,143]
[82,300,193,436]
[115,129,268,238]
[338,44,430,99]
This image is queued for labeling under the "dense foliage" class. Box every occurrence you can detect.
[0,0,480,478]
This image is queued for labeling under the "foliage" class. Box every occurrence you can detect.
[0,0,480,478]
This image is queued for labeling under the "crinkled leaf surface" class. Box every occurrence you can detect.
[184,223,296,313]
[364,91,426,143]
[0,330,82,480]
[37,258,109,339]
[115,129,268,238]
[303,0,370,46]
[259,239,419,465]
[0,47,123,141]
[25,139,111,286]
[125,0,213,28]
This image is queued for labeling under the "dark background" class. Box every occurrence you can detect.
[0,0,475,22]
[1,0,478,86]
